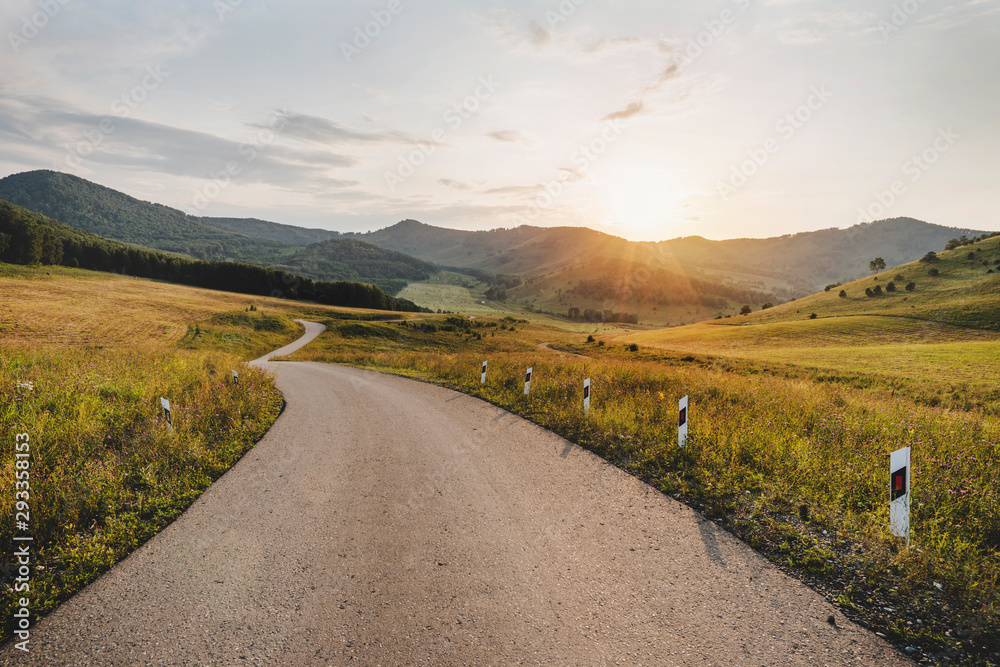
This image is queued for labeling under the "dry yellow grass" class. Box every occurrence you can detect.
[0,265,399,350]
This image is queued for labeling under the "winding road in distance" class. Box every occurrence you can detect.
[2,321,911,665]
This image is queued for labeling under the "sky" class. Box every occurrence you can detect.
[0,0,998,242]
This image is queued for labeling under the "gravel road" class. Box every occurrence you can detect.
[2,322,912,665]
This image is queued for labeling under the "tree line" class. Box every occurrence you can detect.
[0,200,426,312]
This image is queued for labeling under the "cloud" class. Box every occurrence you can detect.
[439,178,474,191]
[556,167,585,183]
[599,57,682,122]
[260,112,435,147]
[483,184,546,197]
[528,20,552,47]
[486,129,532,146]
[773,10,878,44]
[0,96,360,193]
[582,37,643,53]
[601,100,645,122]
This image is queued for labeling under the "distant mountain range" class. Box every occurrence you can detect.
[340,218,988,324]
[0,170,988,325]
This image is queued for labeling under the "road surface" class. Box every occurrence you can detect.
[2,322,911,665]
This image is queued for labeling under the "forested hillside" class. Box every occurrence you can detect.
[0,171,441,291]
[282,238,438,295]
[0,199,425,312]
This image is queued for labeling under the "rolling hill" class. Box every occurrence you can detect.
[0,198,424,312]
[619,231,1000,382]
[0,171,436,292]
[349,217,989,326]
[352,218,988,295]
[279,238,438,295]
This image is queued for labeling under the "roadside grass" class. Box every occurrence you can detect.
[0,264,344,643]
[0,344,283,639]
[288,316,1000,665]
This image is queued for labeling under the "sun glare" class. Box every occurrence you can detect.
[601,166,690,239]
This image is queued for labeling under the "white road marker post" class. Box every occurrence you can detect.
[160,397,173,432]
[890,446,911,546]
[678,395,689,448]
[481,360,488,384]
[524,367,533,396]
[583,378,591,415]
[232,370,239,385]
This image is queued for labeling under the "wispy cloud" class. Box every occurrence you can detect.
[486,129,532,146]
[0,96,359,192]
[439,178,474,190]
[261,113,436,147]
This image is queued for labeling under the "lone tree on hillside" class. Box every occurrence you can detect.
[869,257,886,274]
[740,305,752,315]
[920,251,939,263]
[839,289,847,298]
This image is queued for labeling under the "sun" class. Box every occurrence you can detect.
[600,165,690,239]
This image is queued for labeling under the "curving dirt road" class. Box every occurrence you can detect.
[2,322,911,665]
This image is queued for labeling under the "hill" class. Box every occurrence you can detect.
[0,198,424,311]
[619,231,1000,383]
[0,171,437,291]
[280,238,438,295]
[354,217,987,298]
[205,216,341,245]
[0,170,287,263]
[349,217,988,326]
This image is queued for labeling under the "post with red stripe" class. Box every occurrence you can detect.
[890,446,911,546]
[678,395,689,448]
[480,360,487,384]
[524,367,533,396]
[583,378,591,415]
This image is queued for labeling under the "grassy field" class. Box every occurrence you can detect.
[0,264,404,643]
[400,272,644,334]
[619,317,1000,394]
[286,311,1000,665]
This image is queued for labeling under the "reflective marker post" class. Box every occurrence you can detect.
[678,395,689,448]
[160,397,173,432]
[524,367,533,396]
[890,446,911,546]
[481,361,487,384]
[583,378,591,414]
